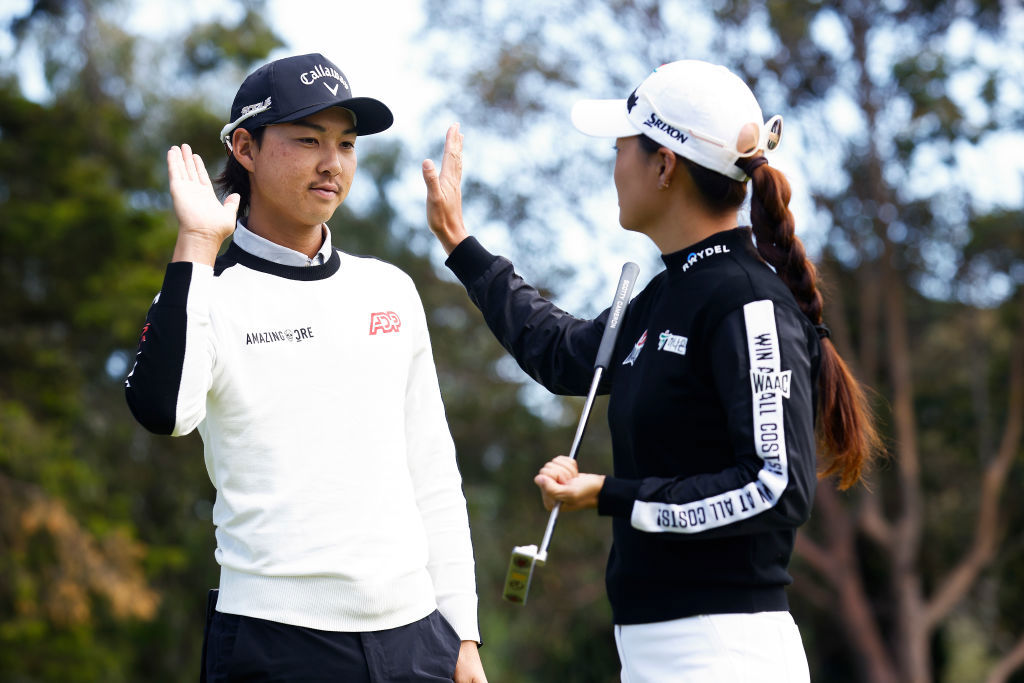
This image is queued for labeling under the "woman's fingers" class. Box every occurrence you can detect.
[538,455,578,483]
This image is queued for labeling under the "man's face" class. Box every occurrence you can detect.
[246,107,358,233]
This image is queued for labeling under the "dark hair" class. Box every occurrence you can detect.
[639,134,882,489]
[215,127,266,217]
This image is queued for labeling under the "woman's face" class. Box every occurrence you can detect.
[612,135,661,232]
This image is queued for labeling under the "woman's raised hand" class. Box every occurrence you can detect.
[422,124,469,255]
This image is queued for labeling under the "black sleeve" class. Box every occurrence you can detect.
[598,300,818,538]
[124,262,206,435]
[445,237,608,396]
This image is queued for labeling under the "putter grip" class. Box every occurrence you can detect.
[593,262,640,369]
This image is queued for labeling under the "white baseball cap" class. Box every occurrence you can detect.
[571,60,783,182]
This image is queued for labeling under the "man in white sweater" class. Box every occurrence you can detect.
[125,53,486,682]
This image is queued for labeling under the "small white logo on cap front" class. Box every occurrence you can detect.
[300,64,349,92]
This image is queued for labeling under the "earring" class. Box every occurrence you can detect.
[658,182,669,190]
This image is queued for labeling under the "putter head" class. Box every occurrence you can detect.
[502,544,546,605]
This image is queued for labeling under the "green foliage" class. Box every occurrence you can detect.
[0,1,281,680]
[182,8,285,75]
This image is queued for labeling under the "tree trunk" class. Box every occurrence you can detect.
[988,633,1024,683]
[881,250,930,683]
[797,486,901,683]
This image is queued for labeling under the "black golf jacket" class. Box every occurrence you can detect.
[446,227,821,625]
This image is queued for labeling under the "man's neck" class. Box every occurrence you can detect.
[245,213,326,259]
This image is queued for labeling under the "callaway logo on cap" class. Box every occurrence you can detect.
[220,53,394,150]
[570,60,783,182]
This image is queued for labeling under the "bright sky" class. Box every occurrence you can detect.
[0,1,436,124]
[0,1,443,138]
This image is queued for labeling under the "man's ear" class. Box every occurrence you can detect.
[232,129,257,172]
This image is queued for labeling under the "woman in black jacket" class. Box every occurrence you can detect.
[423,59,880,682]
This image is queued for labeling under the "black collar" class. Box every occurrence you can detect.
[216,242,341,280]
[661,227,755,276]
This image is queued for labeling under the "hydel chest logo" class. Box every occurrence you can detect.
[300,64,348,96]
[622,330,648,366]
[682,244,731,272]
[657,330,688,356]
[246,326,315,345]
[369,311,401,335]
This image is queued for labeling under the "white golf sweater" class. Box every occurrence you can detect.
[125,225,479,640]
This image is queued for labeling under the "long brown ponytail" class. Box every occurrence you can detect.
[640,133,882,488]
[743,158,882,489]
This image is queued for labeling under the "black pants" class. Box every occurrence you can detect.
[200,590,461,682]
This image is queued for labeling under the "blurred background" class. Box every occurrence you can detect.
[1,0,1023,681]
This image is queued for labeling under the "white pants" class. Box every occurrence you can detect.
[614,611,810,683]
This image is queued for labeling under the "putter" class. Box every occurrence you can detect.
[503,261,640,604]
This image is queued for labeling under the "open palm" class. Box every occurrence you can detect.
[167,143,239,245]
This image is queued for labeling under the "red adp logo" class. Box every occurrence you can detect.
[369,311,401,335]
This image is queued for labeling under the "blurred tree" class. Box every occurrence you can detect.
[0,66,173,681]
[0,0,284,679]
[2,1,618,681]
[422,1,1024,682]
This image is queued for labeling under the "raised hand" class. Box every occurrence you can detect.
[168,144,240,266]
[422,124,469,255]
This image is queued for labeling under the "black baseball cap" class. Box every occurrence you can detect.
[219,53,394,150]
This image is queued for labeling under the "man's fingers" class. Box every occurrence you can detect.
[167,146,185,181]
[194,153,211,186]
[167,145,207,186]
[181,144,199,181]
[223,193,241,218]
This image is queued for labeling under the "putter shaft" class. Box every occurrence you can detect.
[503,262,639,605]
[537,367,605,559]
